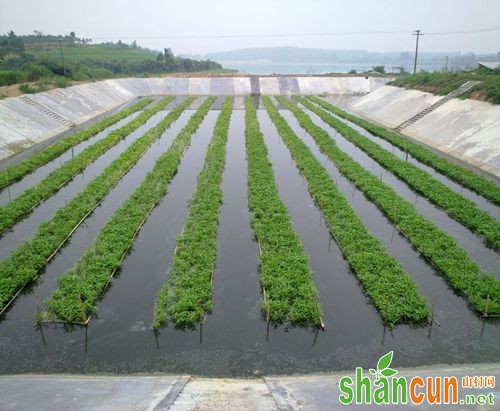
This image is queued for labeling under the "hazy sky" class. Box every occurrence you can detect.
[1,0,499,54]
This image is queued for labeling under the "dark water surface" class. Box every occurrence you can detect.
[0,111,167,260]
[291,108,500,276]
[310,99,500,219]
[0,111,142,207]
[0,108,498,377]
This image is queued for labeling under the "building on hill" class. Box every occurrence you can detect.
[478,61,500,71]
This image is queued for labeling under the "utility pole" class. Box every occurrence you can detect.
[444,56,449,72]
[412,30,423,74]
[58,39,67,78]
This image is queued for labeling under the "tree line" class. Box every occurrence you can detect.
[0,31,223,87]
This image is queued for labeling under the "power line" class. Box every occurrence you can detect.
[89,27,500,41]
[425,27,500,35]
[91,30,410,41]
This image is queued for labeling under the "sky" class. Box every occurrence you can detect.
[1,0,499,55]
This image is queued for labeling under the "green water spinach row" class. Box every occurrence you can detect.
[0,97,195,315]
[297,97,500,250]
[278,97,500,316]
[0,96,175,235]
[244,97,322,328]
[0,98,153,190]
[265,97,429,326]
[43,97,215,324]
[307,96,500,206]
[153,97,233,329]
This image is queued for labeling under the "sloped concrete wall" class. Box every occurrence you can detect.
[3,77,497,177]
[0,76,390,161]
[351,85,441,128]
[350,85,500,178]
[405,98,500,177]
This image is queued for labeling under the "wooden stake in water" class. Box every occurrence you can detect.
[484,294,490,317]
[430,297,441,326]
[312,328,320,348]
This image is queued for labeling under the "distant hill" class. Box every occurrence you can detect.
[198,47,366,63]
[184,47,500,74]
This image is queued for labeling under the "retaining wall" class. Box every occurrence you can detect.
[0,76,390,161]
[351,85,500,178]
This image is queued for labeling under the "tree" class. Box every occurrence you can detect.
[0,31,25,56]
[164,48,174,70]
[69,32,76,43]
[372,65,385,74]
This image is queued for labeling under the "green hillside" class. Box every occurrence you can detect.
[0,31,225,93]
[26,43,157,63]
[390,70,500,104]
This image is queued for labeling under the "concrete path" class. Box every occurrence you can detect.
[0,363,498,410]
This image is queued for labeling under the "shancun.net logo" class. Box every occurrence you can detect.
[338,351,496,406]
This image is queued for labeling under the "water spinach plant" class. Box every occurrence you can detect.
[278,96,500,316]
[298,96,500,250]
[0,98,152,189]
[153,97,233,329]
[244,97,323,328]
[0,96,174,235]
[0,97,195,315]
[264,96,429,326]
[43,97,215,323]
[307,96,500,206]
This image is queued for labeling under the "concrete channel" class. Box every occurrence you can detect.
[2,76,499,178]
[1,77,499,409]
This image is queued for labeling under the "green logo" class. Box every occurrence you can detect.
[368,351,398,382]
[338,351,495,406]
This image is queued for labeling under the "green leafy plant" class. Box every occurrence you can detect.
[277,96,499,317]
[297,96,500,250]
[264,96,429,326]
[0,97,172,235]
[0,98,152,189]
[43,97,215,323]
[307,96,500,205]
[0,97,194,314]
[244,97,323,328]
[153,97,233,329]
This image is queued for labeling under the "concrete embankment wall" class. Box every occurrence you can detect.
[0,76,390,161]
[351,85,500,178]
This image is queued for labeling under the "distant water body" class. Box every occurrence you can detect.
[217,61,455,74]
